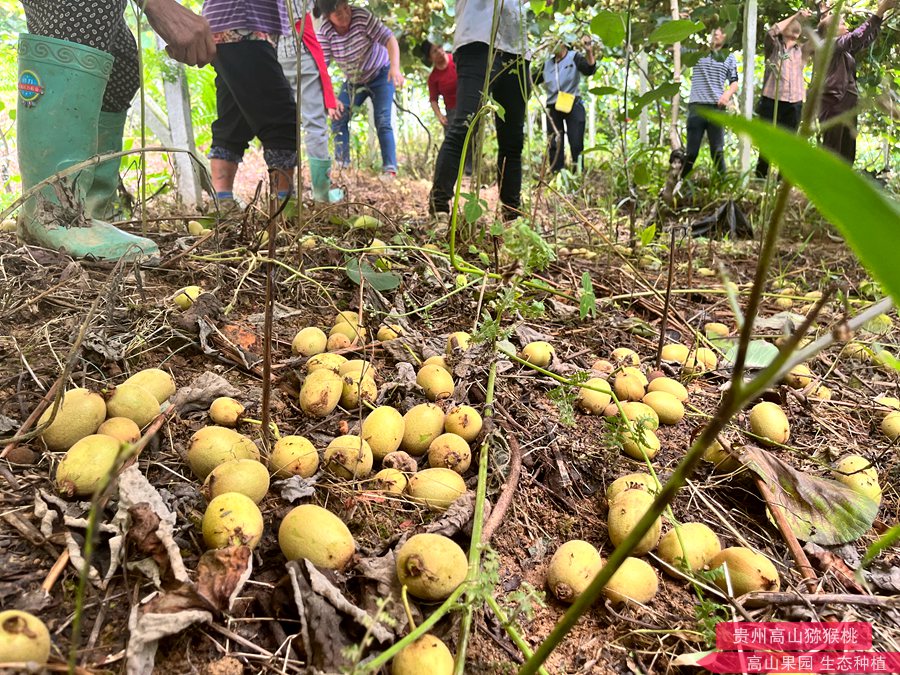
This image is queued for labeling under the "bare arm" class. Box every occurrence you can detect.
[718,81,739,107]
[386,35,405,87]
[430,100,447,126]
[142,0,215,67]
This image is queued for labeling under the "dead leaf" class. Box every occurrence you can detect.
[739,445,879,545]
[274,474,320,502]
[752,311,808,332]
[170,372,241,414]
[353,551,412,637]
[514,325,552,346]
[803,542,867,593]
[866,566,900,594]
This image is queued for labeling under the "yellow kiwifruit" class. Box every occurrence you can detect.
[202,458,269,504]
[370,468,407,494]
[841,341,871,362]
[445,331,471,353]
[340,372,378,409]
[38,388,106,451]
[611,347,640,366]
[269,435,319,478]
[660,343,689,363]
[327,332,352,352]
[396,533,467,601]
[520,341,554,368]
[749,401,790,446]
[423,354,450,372]
[279,504,355,569]
[339,359,378,379]
[299,368,343,417]
[173,285,201,310]
[201,492,264,549]
[401,403,446,456]
[306,352,347,373]
[428,433,471,473]
[417,364,454,401]
[607,489,661,555]
[362,406,405,460]
[122,368,176,404]
[704,322,730,338]
[702,439,742,473]
[324,435,373,480]
[330,321,366,342]
[407,467,467,511]
[292,327,328,357]
[602,557,659,605]
[591,359,614,374]
[683,348,718,374]
[187,426,260,480]
[444,405,482,442]
[607,473,661,502]
[0,610,51,665]
[209,397,245,427]
[621,366,648,387]
[546,540,603,603]
[709,547,780,595]
[881,411,900,441]
[334,310,360,327]
[619,402,660,430]
[106,384,160,429]
[832,455,881,504]
[377,324,403,341]
[657,523,722,574]
[96,416,140,444]
[621,427,661,460]
[813,384,832,400]
[784,364,814,389]
[576,378,612,414]
[56,434,122,498]
[646,377,688,402]
[392,634,454,675]
[614,372,646,402]
[642,391,685,425]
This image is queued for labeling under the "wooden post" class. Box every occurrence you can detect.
[739,0,758,178]
[157,39,203,208]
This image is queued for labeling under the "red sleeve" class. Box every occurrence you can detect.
[427,72,439,102]
[298,15,337,110]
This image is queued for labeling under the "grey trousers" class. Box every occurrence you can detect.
[277,38,330,161]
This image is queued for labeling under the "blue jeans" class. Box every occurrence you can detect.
[332,65,397,172]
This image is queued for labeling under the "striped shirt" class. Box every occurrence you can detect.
[202,0,289,35]
[761,27,806,103]
[688,52,738,104]
[454,0,527,55]
[318,8,393,84]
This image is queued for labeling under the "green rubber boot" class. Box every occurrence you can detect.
[84,110,127,220]
[308,157,344,203]
[16,34,158,262]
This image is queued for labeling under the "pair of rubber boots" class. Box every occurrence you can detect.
[308,157,343,204]
[16,33,157,262]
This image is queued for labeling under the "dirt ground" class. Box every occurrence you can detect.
[1,165,899,674]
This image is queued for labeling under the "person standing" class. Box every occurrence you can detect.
[203,0,298,208]
[277,3,344,202]
[755,10,813,178]
[16,0,214,261]
[817,0,896,164]
[537,35,597,173]
[315,0,404,176]
[429,0,530,222]
[682,28,739,178]
[421,39,473,175]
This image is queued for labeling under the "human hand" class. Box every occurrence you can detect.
[581,35,593,48]
[389,66,405,88]
[328,100,345,121]
[797,8,813,19]
[717,93,731,107]
[144,0,215,67]
[438,113,447,126]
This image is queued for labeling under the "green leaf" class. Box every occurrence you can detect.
[639,223,656,247]
[463,193,485,224]
[345,259,400,291]
[861,524,900,569]
[723,339,779,369]
[707,111,900,306]
[633,162,651,187]
[740,445,879,545]
[648,20,705,44]
[589,86,618,96]
[629,82,680,117]
[590,10,626,47]
[579,272,597,319]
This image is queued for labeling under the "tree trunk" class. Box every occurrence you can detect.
[637,51,649,145]
[668,0,682,149]
[739,0,758,177]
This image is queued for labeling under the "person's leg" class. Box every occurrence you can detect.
[707,117,726,175]
[331,81,354,167]
[212,41,297,195]
[298,47,330,161]
[566,99,587,172]
[430,42,489,214]
[277,35,300,97]
[366,66,398,173]
[492,51,529,218]
[754,97,776,178]
[209,51,254,197]
[682,107,705,177]
[547,109,565,173]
